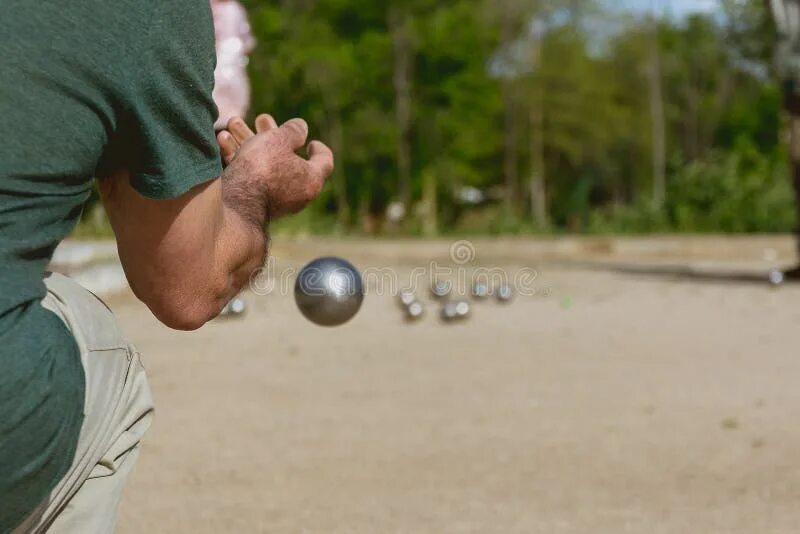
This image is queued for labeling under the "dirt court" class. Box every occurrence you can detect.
[108,238,800,533]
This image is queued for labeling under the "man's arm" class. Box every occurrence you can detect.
[101,116,333,330]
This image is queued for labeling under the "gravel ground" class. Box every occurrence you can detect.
[102,239,800,533]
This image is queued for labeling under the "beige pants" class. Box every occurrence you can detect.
[14,273,154,534]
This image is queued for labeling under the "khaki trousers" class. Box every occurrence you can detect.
[14,273,154,534]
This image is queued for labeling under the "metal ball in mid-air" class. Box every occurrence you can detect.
[769,269,785,287]
[294,257,364,327]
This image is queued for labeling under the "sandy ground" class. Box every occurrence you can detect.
[108,239,800,534]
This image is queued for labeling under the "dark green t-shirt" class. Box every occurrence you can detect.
[0,1,221,530]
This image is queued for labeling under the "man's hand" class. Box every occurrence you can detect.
[217,114,334,222]
[101,114,333,330]
[217,113,278,165]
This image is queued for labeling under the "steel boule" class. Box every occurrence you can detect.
[397,289,417,308]
[472,282,491,300]
[404,301,425,321]
[496,284,514,303]
[440,301,459,321]
[440,299,471,322]
[454,300,471,318]
[220,296,247,318]
[431,280,451,299]
[294,256,365,327]
[769,269,785,286]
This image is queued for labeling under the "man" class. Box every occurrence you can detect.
[0,1,333,532]
[768,0,800,278]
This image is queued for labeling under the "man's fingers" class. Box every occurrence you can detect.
[278,118,309,150]
[306,140,335,181]
[227,117,255,145]
[217,131,239,166]
[255,114,278,133]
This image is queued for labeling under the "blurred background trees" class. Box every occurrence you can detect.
[81,0,794,237]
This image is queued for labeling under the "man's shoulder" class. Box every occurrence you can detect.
[81,0,215,44]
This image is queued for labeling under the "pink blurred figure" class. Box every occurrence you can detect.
[210,0,256,130]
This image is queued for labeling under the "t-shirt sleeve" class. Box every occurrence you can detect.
[116,0,222,199]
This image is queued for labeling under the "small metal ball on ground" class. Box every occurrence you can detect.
[219,296,247,318]
[397,289,417,308]
[472,282,491,300]
[496,284,514,303]
[431,280,451,300]
[403,301,426,322]
[440,299,471,323]
[396,289,425,322]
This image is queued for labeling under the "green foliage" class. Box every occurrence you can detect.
[667,146,795,233]
[74,0,796,237]
[588,199,670,235]
[588,145,796,234]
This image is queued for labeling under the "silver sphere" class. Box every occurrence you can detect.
[220,296,247,317]
[431,280,451,299]
[496,285,514,303]
[769,269,785,286]
[472,282,491,300]
[404,301,425,321]
[441,301,459,321]
[440,300,471,322]
[398,289,417,308]
[228,297,246,315]
[454,300,471,318]
[294,257,364,327]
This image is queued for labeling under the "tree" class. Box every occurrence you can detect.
[647,10,667,206]
[389,4,414,211]
[231,0,787,236]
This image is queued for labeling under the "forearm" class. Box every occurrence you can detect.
[144,177,270,327]
[215,189,270,302]
[102,171,268,330]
